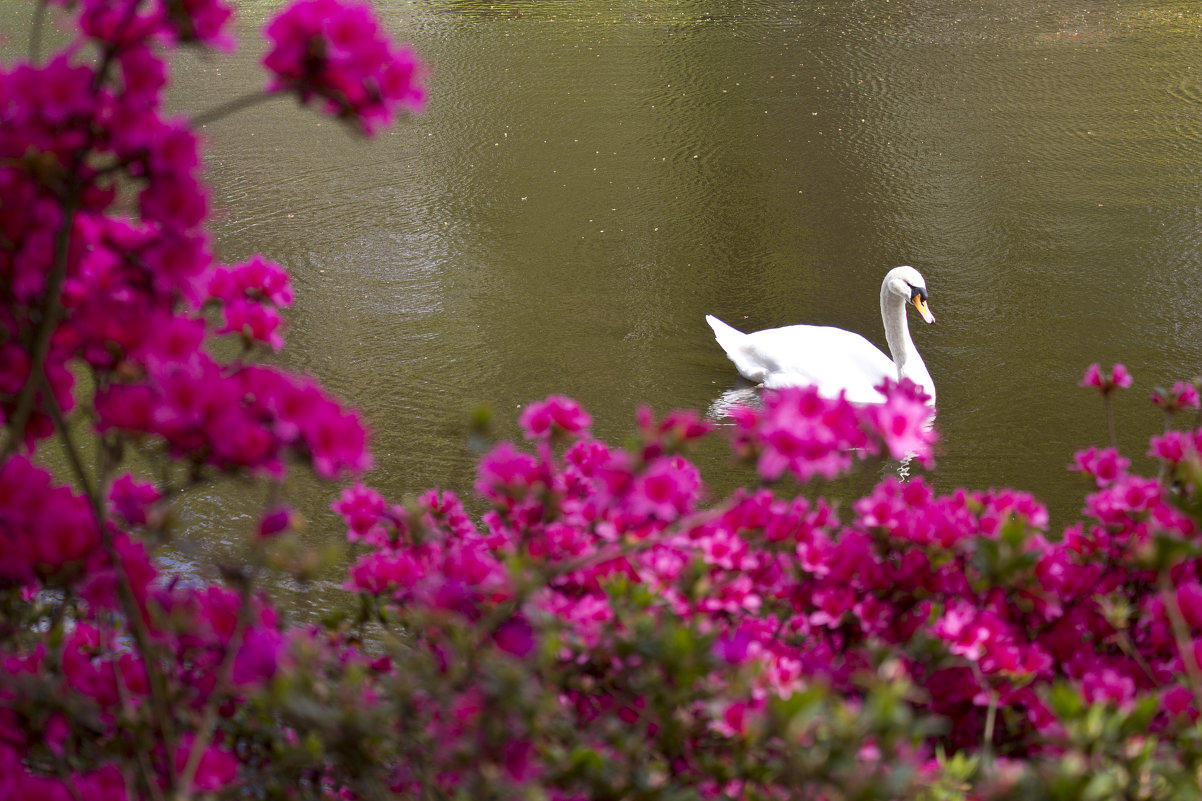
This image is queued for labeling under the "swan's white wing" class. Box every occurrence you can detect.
[740,325,896,402]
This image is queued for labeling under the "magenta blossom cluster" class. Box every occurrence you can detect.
[0,0,401,470]
[331,384,1202,789]
[75,0,236,50]
[0,0,424,797]
[263,0,426,135]
[1,574,292,799]
[207,254,294,350]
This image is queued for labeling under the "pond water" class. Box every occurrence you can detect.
[6,0,1202,611]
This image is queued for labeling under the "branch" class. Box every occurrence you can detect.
[1159,572,1202,713]
[1104,395,1118,451]
[1,194,78,460]
[175,575,254,801]
[190,92,281,129]
[41,376,180,769]
[114,653,168,801]
[29,0,48,64]
[45,386,96,499]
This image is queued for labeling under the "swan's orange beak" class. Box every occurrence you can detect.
[913,296,935,324]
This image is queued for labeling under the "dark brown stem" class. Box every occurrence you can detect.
[190,92,281,129]
[114,652,168,801]
[1159,572,1202,713]
[175,577,254,801]
[42,377,179,769]
[30,0,48,64]
[1114,630,1159,690]
[1,195,79,460]
[4,0,153,459]
[1104,394,1117,451]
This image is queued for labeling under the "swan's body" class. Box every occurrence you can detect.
[706,266,936,405]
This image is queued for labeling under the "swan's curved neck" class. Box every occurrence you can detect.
[880,284,934,400]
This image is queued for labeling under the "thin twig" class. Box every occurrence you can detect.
[969,662,997,769]
[1104,395,1117,451]
[5,0,143,459]
[190,92,281,129]
[1160,572,1202,713]
[176,577,254,801]
[114,647,169,801]
[1115,630,1159,686]
[43,377,179,768]
[29,0,47,64]
[1,195,79,460]
[45,391,96,499]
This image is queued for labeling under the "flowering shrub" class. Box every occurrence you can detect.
[4,1,1202,799]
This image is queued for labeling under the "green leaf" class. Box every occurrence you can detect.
[1048,682,1085,720]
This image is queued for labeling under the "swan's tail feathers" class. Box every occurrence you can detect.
[705,314,747,357]
[706,315,767,384]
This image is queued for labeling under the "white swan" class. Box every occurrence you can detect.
[706,265,936,405]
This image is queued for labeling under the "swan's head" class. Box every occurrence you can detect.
[884,265,935,324]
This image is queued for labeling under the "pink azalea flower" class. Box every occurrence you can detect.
[139,172,208,231]
[108,473,162,527]
[257,505,295,538]
[117,45,167,108]
[345,551,423,595]
[636,406,713,458]
[519,395,592,440]
[1112,363,1133,388]
[174,736,239,793]
[867,381,937,462]
[494,616,536,658]
[1163,684,1196,719]
[626,455,702,521]
[154,0,236,50]
[0,457,102,582]
[501,738,540,783]
[303,403,371,478]
[78,532,157,611]
[219,298,286,350]
[476,442,544,502]
[1149,430,1191,464]
[232,626,286,687]
[713,700,753,737]
[743,386,866,482]
[713,625,755,665]
[935,602,992,662]
[1080,363,1105,389]
[69,764,128,801]
[333,483,388,541]
[145,121,202,178]
[1079,362,1133,394]
[140,316,207,370]
[22,55,96,125]
[262,0,425,135]
[1070,446,1129,486]
[1080,667,1137,710]
[1151,380,1202,413]
[208,255,293,306]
